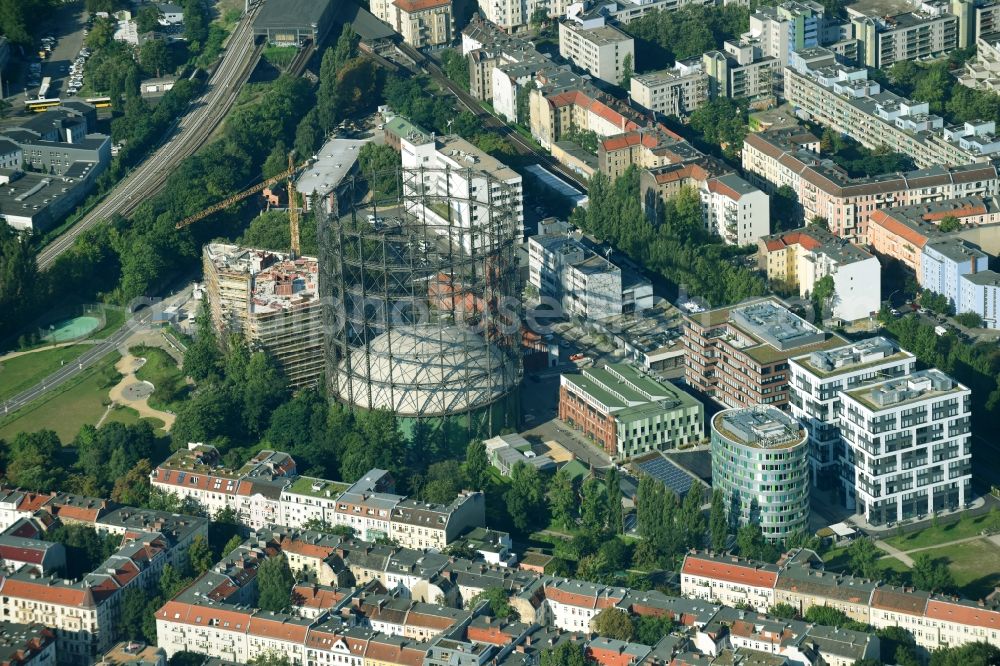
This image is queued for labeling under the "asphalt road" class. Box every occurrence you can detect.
[37,4,88,100]
[37,6,264,271]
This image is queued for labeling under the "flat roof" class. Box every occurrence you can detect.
[562,363,701,421]
[845,369,965,411]
[253,0,333,29]
[297,136,371,198]
[713,407,806,449]
[792,337,912,378]
[0,168,96,218]
[284,476,350,499]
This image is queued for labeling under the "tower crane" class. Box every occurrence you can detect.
[175,153,309,257]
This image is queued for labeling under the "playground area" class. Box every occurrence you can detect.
[42,315,102,343]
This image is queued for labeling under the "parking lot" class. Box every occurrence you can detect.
[8,3,90,104]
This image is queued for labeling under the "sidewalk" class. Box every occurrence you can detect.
[875,540,914,567]
[106,353,176,431]
[0,340,97,362]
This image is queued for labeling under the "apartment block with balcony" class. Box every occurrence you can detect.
[559,363,704,460]
[528,231,653,320]
[745,1,825,68]
[960,33,1000,93]
[629,61,709,117]
[742,128,1000,242]
[702,172,771,246]
[391,0,453,48]
[558,19,634,86]
[785,47,1000,169]
[683,298,847,410]
[958,269,1000,327]
[400,133,525,247]
[866,197,1000,274]
[788,337,916,489]
[758,226,881,322]
[921,237,989,306]
[838,369,972,525]
[702,41,779,103]
[848,0,958,68]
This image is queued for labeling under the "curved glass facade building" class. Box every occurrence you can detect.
[711,407,810,543]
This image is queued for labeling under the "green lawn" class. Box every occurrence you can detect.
[103,405,167,434]
[90,307,128,339]
[885,513,992,550]
[131,345,188,410]
[0,352,122,442]
[916,539,1000,600]
[0,345,92,402]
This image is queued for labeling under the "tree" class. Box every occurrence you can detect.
[332,24,359,71]
[242,351,289,438]
[111,459,153,506]
[929,642,1000,666]
[955,311,983,328]
[912,554,954,593]
[188,534,214,575]
[812,274,835,320]
[605,468,623,536]
[5,430,64,492]
[621,53,634,88]
[736,524,772,562]
[539,642,586,666]
[516,80,536,126]
[420,461,465,503]
[140,38,170,78]
[463,440,490,490]
[709,489,729,551]
[939,215,961,233]
[119,587,149,641]
[591,608,635,641]
[846,537,881,579]
[635,614,673,645]
[223,534,244,557]
[183,0,210,51]
[580,477,610,537]
[257,555,295,612]
[547,468,578,529]
[357,142,401,200]
[468,587,519,619]
[440,49,470,91]
[505,462,546,531]
[250,653,292,666]
[803,605,867,631]
[769,603,798,619]
[135,4,162,32]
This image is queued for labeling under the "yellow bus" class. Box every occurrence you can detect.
[85,96,112,109]
[25,97,60,112]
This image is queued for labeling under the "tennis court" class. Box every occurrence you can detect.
[42,315,101,343]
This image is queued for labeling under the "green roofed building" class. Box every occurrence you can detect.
[558,363,704,460]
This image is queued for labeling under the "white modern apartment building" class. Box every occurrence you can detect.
[789,337,916,489]
[629,62,709,117]
[702,40,779,101]
[528,231,653,320]
[960,33,1000,93]
[479,0,570,31]
[400,133,525,249]
[758,226,882,322]
[838,369,972,525]
[958,269,1000,328]
[701,172,771,246]
[848,0,958,68]
[745,1,824,68]
[785,47,1000,169]
[557,18,635,86]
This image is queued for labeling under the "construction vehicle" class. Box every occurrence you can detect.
[175,153,309,256]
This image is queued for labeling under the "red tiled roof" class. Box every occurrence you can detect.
[680,554,778,589]
[393,0,450,10]
[925,599,1000,630]
[868,210,930,249]
[248,616,310,642]
[707,178,742,202]
[157,600,253,629]
[0,577,95,607]
[0,544,47,565]
[293,583,344,610]
[281,537,337,560]
[922,204,986,221]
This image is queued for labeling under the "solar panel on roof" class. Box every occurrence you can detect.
[636,456,695,497]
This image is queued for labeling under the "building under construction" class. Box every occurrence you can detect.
[319,165,522,441]
[203,243,324,388]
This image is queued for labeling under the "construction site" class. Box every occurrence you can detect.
[202,244,323,389]
[319,165,523,441]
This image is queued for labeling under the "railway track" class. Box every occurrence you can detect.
[38,7,264,270]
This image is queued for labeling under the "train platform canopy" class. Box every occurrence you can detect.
[333,3,397,44]
[252,0,338,45]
